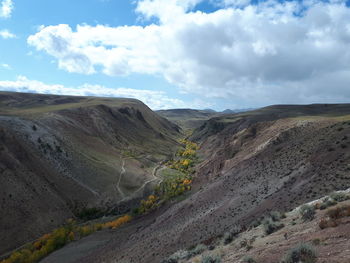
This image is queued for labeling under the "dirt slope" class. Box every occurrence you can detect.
[39,104,350,263]
[0,91,181,254]
[186,196,350,263]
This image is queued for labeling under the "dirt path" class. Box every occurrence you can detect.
[121,162,165,201]
[114,158,126,199]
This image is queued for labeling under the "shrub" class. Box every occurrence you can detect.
[318,217,338,229]
[299,205,315,222]
[330,192,349,202]
[262,217,284,235]
[250,219,260,228]
[223,224,241,244]
[319,199,337,210]
[201,254,221,263]
[77,207,103,220]
[103,214,132,229]
[223,231,234,245]
[79,225,94,237]
[189,244,207,257]
[1,214,133,263]
[282,243,317,263]
[326,204,350,219]
[270,211,284,221]
[242,256,256,263]
[161,257,178,263]
[165,249,190,262]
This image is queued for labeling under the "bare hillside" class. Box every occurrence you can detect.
[0,91,181,254]
[38,104,350,263]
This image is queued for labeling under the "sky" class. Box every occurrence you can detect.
[0,0,350,110]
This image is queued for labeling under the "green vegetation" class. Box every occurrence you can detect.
[318,198,337,210]
[262,217,284,235]
[189,244,207,257]
[269,211,285,221]
[299,205,315,222]
[201,254,221,263]
[223,225,241,245]
[135,139,198,215]
[242,256,256,263]
[1,215,132,263]
[330,192,349,202]
[155,169,192,201]
[162,250,189,263]
[134,194,159,215]
[76,207,104,221]
[282,243,317,263]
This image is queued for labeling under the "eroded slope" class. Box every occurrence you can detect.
[76,105,350,263]
[0,91,181,254]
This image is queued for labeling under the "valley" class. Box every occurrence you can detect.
[1,93,350,263]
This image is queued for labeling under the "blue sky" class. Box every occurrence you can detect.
[1,0,350,110]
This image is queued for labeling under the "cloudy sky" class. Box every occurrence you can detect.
[0,0,350,110]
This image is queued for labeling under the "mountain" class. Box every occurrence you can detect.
[156,108,254,130]
[156,109,217,130]
[37,103,350,263]
[221,108,254,114]
[0,91,181,254]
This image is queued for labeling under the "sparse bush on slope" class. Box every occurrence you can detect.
[242,255,256,263]
[282,243,317,263]
[318,198,337,210]
[262,217,284,235]
[330,192,349,202]
[223,224,241,244]
[201,254,221,263]
[270,211,285,221]
[319,203,350,229]
[299,205,315,222]
[189,244,207,257]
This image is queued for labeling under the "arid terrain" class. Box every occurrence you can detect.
[1,93,350,263]
[0,91,181,255]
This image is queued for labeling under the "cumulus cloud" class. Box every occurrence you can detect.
[0,0,13,18]
[27,0,350,106]
[0,29,16,39]
[0,76,190,109]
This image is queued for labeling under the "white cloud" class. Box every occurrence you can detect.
[0,0,13,19]
[0,63,12,70]
[0,29,16,39]
[27,0,350,107]
[211,0,251,8]
[0,76,189,109]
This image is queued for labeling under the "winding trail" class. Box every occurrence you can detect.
[114,158,126,199]
[120,162,165,202]
[76,150,166,202]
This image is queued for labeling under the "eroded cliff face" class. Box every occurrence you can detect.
[0,91,181,254]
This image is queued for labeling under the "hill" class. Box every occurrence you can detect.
[35,103,350,263]
[0,91,181,254]
[156,109,217,130]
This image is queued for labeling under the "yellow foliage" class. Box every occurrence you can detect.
[182,149,195,157]
[183,179,192,185]
[181,159,191,167]
[148,195,156,201]
[1,214,133,263]
[68,232,75,241]
[103,215,132,229]
[33,240,42,250]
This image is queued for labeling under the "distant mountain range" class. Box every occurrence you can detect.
[156,108,255,129]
